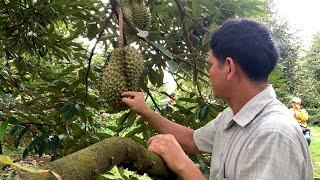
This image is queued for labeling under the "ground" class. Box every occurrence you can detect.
[310,125,320,178]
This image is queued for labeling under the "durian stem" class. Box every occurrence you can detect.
[116,3,125,49]
[113,1,130,91]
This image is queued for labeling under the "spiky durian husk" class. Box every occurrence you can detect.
[100,47,144,112]
[122,3,151,42]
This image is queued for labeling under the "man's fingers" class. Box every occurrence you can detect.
[148,141,165,155]
[121,97,133,105]
[121,91,140,97]
[121,91,140,104]
[147,134,164,145]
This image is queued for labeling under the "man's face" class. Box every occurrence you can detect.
[291,101,301,110]
[207,50,227,99]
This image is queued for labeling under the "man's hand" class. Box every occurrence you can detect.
[121,91,150,115]
[148,134,205,180]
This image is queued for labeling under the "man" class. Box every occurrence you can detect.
[290,97,309,126]
[162,93,176,110]
[121,19,313,179]
[290,97,311,145]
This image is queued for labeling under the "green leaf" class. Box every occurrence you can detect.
[0,121,9,141]
[177,97,196,103]
[198,106,209,120]
[59,65,80,78]
[174,104,192,114]
[156,69,164,87]
[117,111,131,125]
[167,60,179,72]
[8,116,19,125]
[87,23,99,40]
[136,28,149,38]
[124,126,141,138]
[126,112,137,127]
[201,31,211,47]
[14,126,30,148]
[96,132,112,140]
[148,68,157,86]
[0,155,13,165]
[150,42,173,59]
[0,87,5,94]
[192,0,201,17]
[25,167,38,173]
[64,103,77,121]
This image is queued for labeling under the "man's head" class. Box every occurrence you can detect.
[291,97,302,110]
[208,19,279,99]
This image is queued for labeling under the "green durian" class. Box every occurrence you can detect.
[122,2,151,41]
[100,46,144,112]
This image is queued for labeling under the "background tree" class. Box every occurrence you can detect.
[293,33,320,121]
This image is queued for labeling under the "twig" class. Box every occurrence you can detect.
[0,115,55,126]
[145,88,162,112]
[165,66,192,94]
[175,0,203,98]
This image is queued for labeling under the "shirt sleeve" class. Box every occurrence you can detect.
[236,130,312,180]
[193,113,221,153]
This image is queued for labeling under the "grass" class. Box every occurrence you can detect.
[310,125,320,178]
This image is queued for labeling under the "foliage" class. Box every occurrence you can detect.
[0,0,271,160]
[0,0,109,157]
[265,16,302,104]
[293,33,320,120]
[7,1,316,179]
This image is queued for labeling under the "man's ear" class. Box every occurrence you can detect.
[225,57,236,81]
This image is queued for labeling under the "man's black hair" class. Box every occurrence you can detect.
[210,19,279,82]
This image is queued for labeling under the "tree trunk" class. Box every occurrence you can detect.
[24,137,176,180]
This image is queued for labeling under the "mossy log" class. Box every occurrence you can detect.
[24,137,176,180]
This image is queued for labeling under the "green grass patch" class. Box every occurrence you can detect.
[310,125,320,177]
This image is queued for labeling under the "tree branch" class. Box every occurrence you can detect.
[165,65,192,94]
[24,137,176,180]
[0,114,56,127]
[175,0,203,98]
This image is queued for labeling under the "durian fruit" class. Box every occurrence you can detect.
[100,46,144,112]
[122,2,151,41]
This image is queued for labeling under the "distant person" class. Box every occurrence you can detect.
[290,97,309,126]
[162,93,175,110]
[290,97,311,145]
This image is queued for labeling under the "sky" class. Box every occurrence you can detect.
[273,0,320,49]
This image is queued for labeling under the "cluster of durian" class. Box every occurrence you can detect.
[100,46,144,112]
[122,2,151,41]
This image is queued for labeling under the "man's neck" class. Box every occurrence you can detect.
[227,82,269,115]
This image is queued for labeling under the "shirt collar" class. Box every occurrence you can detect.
[224,85,277,129]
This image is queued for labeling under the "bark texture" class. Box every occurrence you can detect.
[24,137,176,179]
